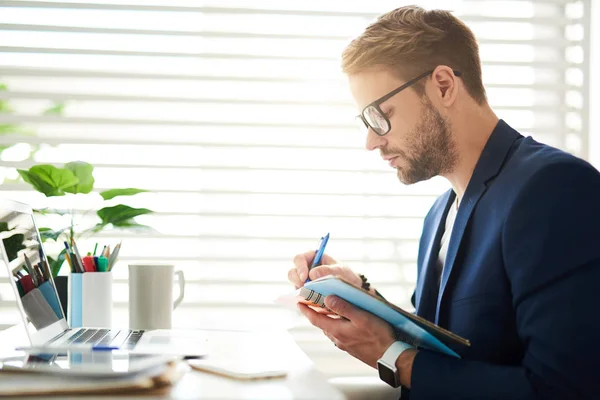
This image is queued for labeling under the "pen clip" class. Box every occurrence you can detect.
[306,233,330,283]
[310,233,330,268]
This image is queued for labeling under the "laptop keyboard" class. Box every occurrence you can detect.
[58,328,145,350]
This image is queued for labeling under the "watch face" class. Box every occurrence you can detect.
[377,361,399,388]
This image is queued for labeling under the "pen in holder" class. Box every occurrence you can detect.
[69,271,113,328]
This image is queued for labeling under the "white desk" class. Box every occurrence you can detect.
[0,325,345,399]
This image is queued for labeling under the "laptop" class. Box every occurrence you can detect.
[0,198,207,357]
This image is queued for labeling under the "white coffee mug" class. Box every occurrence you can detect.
[128,264,185,330]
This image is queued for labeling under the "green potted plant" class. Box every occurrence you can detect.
[17,161,152,316]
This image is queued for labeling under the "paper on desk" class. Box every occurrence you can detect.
[0,362,187,397]
[274,288,303,308]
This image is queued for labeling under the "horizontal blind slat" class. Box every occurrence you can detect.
[0,24,581,46]
[0,67,582,89]
[0,47,580,68]
[0,92,581,113]
[0,1,580,23]
[0,115,575,133]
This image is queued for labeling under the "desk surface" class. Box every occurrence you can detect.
[0,325,345,400]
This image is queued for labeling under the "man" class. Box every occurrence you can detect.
[287,5,600,400]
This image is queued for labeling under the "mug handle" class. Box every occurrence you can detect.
[173,270,185,309]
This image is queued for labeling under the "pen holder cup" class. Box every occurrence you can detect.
[69,272,113,328]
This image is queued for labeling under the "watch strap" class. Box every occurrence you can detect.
[381,341,413,365]
[377,341,413,388]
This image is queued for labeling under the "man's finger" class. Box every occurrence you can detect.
[308,265,333,281]
[287,268,302,288]
[324,295,366,325]
[293,254,309,282]
[297,303,339,332]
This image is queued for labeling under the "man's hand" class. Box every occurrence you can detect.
[288,251,362,289]
[298,295,417,387]
[297,295,391,365]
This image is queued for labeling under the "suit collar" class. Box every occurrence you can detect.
[461,119,522,188]
[433,119,521,324]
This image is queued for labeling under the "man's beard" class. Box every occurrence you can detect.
[389,97,458,185]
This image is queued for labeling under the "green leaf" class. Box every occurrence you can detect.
[0,222,9,232]
[1,233,25,261]
[0,100,13,114]
[0,125,15,134]
[96,205,153,229]
[17,165,79,197]
[43,102,66,115]
[35,207,70,216]
[0,124,32,136]
[92,221,151,233]
[18,169,62,197]
[39,227,66,242]
[100,188,148,201]
[64,161,94,194]
[0,85,14,116]
[48,248,68,277]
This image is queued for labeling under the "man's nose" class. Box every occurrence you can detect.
[365,129,386,151]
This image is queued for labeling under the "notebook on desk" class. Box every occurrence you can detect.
[0,198,207,358]
[0,358,185,396]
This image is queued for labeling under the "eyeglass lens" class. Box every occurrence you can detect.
[363,106,389,135]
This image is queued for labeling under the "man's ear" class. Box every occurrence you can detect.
[430,66,459,107]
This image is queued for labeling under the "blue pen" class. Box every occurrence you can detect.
[17,345,120,352]
[91,346,119,351]
[305,233,330,283]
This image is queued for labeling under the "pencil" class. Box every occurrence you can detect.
[64,241,74,272]
[107,241,122,271]
[34,264,45,283]
[39,259,51,281]
[71,238,84,271]
[24,254,36,286]
[23,253,33,275]
[103,245,110,258]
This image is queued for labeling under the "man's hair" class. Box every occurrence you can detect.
[341,6,486,104]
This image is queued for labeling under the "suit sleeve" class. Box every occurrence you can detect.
[408,161,600,400]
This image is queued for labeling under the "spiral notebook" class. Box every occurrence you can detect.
[298,276,471,358]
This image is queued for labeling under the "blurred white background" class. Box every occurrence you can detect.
[0,0,596,378]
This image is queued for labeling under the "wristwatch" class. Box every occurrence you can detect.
[377,341,414,388]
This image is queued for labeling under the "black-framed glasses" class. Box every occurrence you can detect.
[356,69,462,136]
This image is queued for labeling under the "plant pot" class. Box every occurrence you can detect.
[53,275,68,321]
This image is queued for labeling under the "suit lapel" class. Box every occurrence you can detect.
[434,120,522,324]
[434,182,487,324]
[415,190,453,321]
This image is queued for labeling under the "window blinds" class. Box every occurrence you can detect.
[0,0,591,377]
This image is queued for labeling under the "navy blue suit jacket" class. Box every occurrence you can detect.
[404,120,600,399]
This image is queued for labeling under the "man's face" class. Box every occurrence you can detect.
[349,67,457,185]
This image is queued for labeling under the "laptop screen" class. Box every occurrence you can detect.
[0,199,69,344]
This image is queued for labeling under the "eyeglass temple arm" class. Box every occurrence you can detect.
[355,69,462,119]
